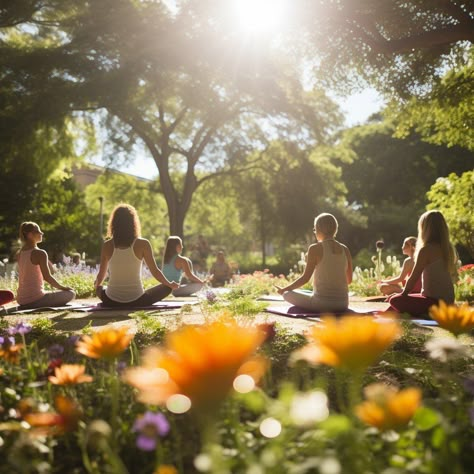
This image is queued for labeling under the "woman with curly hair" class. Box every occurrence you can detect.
[95,204,179,307]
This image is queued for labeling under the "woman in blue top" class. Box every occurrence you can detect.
[162,236,205,297]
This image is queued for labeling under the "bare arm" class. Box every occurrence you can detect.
[142,240,179,290]
[179,257,204,284]
[94,241,113,288]
[344,246,353,284]
[382,258,412,285]
[402,249,427,295]
[275,245,318,294]
[35,250,72,291]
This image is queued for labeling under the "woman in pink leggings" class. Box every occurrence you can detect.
[0,290,14,306]
[387,211,457,317]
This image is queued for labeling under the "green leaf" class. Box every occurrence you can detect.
[413,407,440,431]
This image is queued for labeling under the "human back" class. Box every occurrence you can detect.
[387,210,456,315]
[313,239,348,299]
[95,204,178,307]
[275,213,353,312]
[16,221,75,308]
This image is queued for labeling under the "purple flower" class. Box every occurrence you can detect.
[67,335,81,346]
[8,323,32,336]
[205,290,217,304]
[48,344,65,359]
[133,412,170,451]
[464,377,474,396]
[0,335,15,346]
[116,360,127,375]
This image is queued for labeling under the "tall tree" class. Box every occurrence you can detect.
[340,117,473,254]
[289,1,473,149]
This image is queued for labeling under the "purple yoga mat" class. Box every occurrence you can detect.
[74,301,187,312]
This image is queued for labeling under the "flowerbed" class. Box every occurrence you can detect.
[0,300,473,473]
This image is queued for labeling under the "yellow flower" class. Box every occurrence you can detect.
[154,466,178,474]
[123,319,268,410]
[76,327,133,360]
[292,316,401,371]
[355,383,421,431]
[0,343,23,364]
[429,301,474,336]
[49,364,93,385]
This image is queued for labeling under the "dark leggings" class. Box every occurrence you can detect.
[99,284,172,308]
[0,290,14,305]
[386,292,439,317]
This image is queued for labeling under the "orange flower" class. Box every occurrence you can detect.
[76,327,133,360]
[24,395,82,435]
[154,466,178,474]
[429,301,474,336]
[49,364,93,385]
[292,316,401,371]
[123,319,268,410]
[355,383,421,431]
[0,343,23,364]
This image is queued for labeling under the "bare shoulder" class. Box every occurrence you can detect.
[135,238,151,249]
[31,248,47,264]
[103,239,115,253]
[308,243,320,254]
[176,255,190,267]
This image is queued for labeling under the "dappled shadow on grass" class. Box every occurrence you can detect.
[48,311,133,332]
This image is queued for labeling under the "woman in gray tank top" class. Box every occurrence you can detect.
[275,213,353,313]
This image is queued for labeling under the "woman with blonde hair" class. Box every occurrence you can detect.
[379,236,421,296]
[16,222,75,308]
[275,213,353,312]
[95,204,178,307]
[162,236,205,296]
[387,210,457,316]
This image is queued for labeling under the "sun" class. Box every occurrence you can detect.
[232,0,286,34]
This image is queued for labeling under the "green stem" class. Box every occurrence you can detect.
[109,360,119,447]
[170,416,184,474]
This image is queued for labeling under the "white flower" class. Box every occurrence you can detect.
[425,337,467,362]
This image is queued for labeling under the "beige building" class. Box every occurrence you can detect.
[72,163,152,190]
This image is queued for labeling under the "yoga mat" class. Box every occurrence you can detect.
[74,300,187,312]
[364,296,388,303]
[7,303,93,314]
[264,305,365,319]
[257,295,284,301]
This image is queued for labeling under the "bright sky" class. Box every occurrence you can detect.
[91,0,386,179]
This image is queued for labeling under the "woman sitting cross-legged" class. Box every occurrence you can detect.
[95,204,178,308]
[275,213,353,313]
[16,222,75,309]
[162,236,205,297]
[386,210,457,317]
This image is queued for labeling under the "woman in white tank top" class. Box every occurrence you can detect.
[95,204,179,307]
[275,213,353,312]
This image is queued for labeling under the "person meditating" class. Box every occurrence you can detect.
[162,236,205,297]
[16,222,75,309]
[379,236,422,296]
[386,210,457,317]
[95,204,178,307]
[275,213,353,313]
[209,250,233,287]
